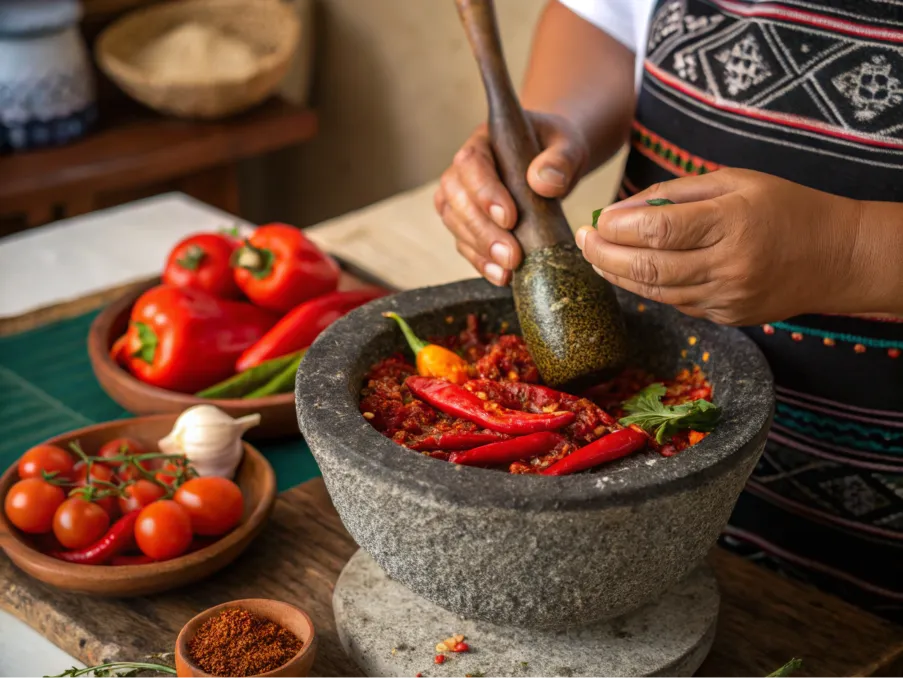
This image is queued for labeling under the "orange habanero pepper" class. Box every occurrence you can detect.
[384,312,470,384]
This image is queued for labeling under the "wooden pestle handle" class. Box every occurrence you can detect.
[455,0,574,254]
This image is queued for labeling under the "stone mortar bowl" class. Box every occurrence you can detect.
[296,279,773,630]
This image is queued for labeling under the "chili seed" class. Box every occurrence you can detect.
[701,352,710,362]
[688,336,697,346]
[435,654,446,664]
[362,412,375,420]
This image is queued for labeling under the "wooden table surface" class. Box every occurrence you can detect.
[1,478,902,677]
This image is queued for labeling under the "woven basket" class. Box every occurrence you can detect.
[95,0,300,119]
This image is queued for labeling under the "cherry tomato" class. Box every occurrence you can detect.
[52,497,110,549]
[72,461,114,486]
[97,437,146,466]
[17,445,74,480]
[71,463,119,518]
[118,480,166,514]
[4,478,65,534]
[155,460,189,487]
[134,500,192,560]
[174,477,244,536]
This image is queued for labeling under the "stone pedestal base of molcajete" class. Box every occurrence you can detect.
[334,550,719,678]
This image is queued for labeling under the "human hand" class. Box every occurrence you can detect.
[434,112,589,286]
[576,168,866,326]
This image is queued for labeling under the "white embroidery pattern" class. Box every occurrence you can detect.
[674,52,699,81]
[832,54,903,122]
[715,34,773,96]
[649,1,685,51]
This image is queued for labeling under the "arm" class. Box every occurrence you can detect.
[435,0,637,285]
[520,0,636,173]
[851,201,903,316]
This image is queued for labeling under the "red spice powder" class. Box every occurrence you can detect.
[188,607,303,677]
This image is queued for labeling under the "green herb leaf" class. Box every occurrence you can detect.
[646,198,675,206]
[175,245,205,271]
[619,383,721,444]
[767,658,803,677]
[591,208,603,227]
[46,661,176,677]
[131,322,158,365]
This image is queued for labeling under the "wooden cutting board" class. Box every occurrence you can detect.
[1,478,901,677]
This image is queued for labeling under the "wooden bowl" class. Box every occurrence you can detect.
[0,415,277,597]
[175,599,317,677]
[87,280,298,440]
[95,0,301,119]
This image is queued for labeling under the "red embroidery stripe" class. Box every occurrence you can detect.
[644,61,903,151]
[713,0,903,44]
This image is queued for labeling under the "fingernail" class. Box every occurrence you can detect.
[575,226,592,250]
[484,262,505,285]
[489,204,506,227]
[490,242,512,268]
[537,166,567,187]
[592,264,607,279]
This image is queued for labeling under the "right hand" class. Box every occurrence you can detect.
[434,112,589,286]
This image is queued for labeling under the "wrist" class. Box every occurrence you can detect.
[839,200,903,315]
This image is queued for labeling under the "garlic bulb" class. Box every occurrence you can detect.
[158,405,260,479]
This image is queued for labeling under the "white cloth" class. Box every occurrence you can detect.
[557,0,656,88]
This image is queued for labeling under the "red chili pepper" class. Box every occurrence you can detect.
[407,431,510,451]
[123,285,278,393]
[541,428,647,476]
[49,510,139,565]
[449,432,564,467]
[233,223,341,314]
[236,287,389,372]
[163,232,242,299]
[110,334,129,367]
[110,554,155,566]
[406,376,575,434]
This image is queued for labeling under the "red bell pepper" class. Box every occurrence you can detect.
[449,432,565,467]
[541,428,647,476]
[233,223,341,314]
[163,232,242,299]
[406,376,576,434]
[236,287,388,372]
[123,285,278,393]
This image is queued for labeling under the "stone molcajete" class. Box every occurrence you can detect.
[296,280,773,630]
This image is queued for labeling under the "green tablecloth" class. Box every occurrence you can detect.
[0,311,318,491]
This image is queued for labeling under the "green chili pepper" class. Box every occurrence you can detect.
[243,350,306,399]
[195,351,303,399]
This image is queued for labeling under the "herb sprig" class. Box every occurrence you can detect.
[591,198,675,227]
[619,383,721,443]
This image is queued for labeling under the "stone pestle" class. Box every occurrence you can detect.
[454,0,629,390]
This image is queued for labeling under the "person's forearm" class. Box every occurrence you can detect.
[520,0,636,173]
[848,200,903,316]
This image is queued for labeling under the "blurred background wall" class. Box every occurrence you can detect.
[241,0,625,228]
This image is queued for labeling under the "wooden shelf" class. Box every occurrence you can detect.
[1,98,317,212]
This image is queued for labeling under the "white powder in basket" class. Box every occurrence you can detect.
[135,22,258,82]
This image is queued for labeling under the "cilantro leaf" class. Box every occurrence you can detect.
[646,198,675,206]
[591,208,603,227]
[619,383,721,444]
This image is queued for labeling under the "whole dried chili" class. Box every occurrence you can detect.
[449,432,565,467]
[188,607,303,677]
[406,376,575,434]
[541,428,648,476]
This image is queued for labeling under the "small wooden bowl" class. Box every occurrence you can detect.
[87,280,298,440]
[175,599,317,677]
[0,415,277,597]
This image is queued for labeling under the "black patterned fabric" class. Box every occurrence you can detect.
[623,0,903,623]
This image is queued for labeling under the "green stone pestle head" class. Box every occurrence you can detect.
[512,243,629,391]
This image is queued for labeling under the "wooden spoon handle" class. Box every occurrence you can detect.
[455,0,573,254]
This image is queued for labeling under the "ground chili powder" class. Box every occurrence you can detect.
[188,607,303,676]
